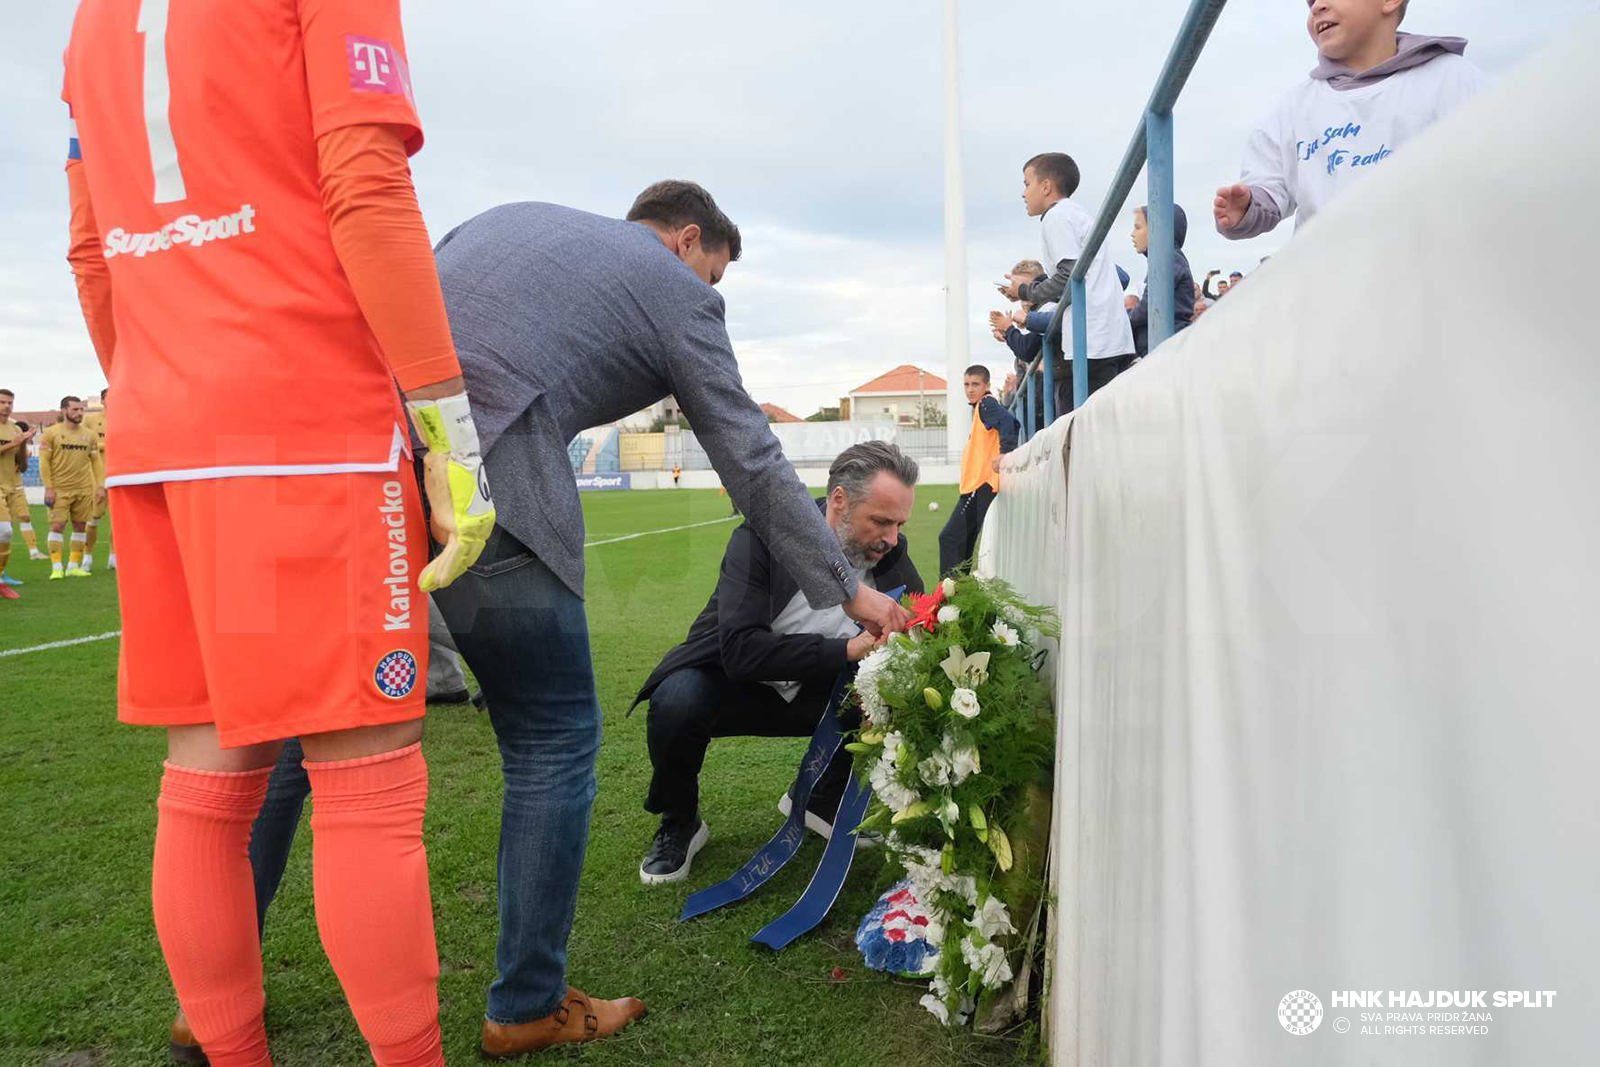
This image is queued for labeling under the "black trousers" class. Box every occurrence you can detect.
[938,483,996,578]
[644,665,851,821]
[1054,354,1136,417]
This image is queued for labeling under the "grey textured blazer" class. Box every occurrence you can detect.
[433,201,858,608]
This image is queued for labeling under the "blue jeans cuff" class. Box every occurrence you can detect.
[486,993,565,1027]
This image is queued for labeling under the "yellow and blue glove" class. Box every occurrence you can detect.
[405,392,495,592]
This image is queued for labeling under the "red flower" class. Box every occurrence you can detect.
[907,583,947,633]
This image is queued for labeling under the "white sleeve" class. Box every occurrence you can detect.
[1040,208,1086,267]
[1058,211,1087,261]
[1239,101,1296,220]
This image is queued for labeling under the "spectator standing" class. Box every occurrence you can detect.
[1215,0,1489,239]
[988,258,1049,434]
[1002,153,1136,409]
[1127,204,1196,357]
[938,366,1019,577]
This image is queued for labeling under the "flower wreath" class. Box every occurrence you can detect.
[847,574,1058,1024]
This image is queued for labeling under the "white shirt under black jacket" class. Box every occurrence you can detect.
[1240,51,1488,233]
[763,567,873,702]
[1039,198,1136,360]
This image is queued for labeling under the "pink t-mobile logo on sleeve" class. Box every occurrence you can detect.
[346,35,413,101]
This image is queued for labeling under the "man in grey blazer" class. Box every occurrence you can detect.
[429,181,911,1057]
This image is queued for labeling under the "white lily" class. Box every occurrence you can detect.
[939,645,990,688]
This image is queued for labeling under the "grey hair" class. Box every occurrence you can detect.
[827,440,919,503]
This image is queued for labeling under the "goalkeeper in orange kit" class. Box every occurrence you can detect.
[63,1,492,1064]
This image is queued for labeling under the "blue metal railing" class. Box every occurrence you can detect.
[1010,0,1228,440]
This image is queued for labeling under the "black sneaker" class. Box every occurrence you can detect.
[426,687,471,706]
[639,814,710,886]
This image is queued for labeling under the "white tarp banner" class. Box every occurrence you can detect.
[983,19,1598,1065]
[681,422,942,469]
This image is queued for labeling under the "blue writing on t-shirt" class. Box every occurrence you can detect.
[1326,144,1392,175]
[1297,122,1362,161]
[1297,121,1390,176]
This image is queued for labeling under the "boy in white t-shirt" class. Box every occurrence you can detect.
[1215,0,1488,239]
[1002,152,1136,411]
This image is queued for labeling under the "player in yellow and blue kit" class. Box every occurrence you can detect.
[39,395,103,579]
[80,387,113,573]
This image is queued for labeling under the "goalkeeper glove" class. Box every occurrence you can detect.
[405,392,495,592]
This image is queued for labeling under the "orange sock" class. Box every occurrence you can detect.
[152,763,273,1067]
[305,742,443,1067]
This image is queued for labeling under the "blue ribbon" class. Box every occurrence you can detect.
[678,586,905,940]
[750,771,872,950]
[678,672,851,923]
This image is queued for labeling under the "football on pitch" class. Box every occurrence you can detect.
[929,502,939,512]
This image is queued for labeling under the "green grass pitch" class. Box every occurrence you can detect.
[1,489,1036,1066]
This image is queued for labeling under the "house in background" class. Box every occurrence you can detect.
[842,365,947,426]
[759,403,804,424]
[619,394,681,430]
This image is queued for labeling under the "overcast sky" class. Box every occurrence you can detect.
[3,0,1592,418]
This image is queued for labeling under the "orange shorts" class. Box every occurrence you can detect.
[113,470,430,748]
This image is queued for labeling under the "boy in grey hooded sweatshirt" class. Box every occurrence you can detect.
[1215,0,1489,239]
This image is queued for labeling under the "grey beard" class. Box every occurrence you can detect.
[840,536,870,569]
[837,504,889,568]
[839,529,889,569]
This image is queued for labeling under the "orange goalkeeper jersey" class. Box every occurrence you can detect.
[62,0,430,486]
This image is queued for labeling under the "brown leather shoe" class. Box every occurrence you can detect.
[169,1009,209,1065]
[480,987,647,1058]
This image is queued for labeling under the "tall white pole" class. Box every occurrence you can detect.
[943,0,971,461]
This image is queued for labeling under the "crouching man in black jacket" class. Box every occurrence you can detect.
[631,441,925,884]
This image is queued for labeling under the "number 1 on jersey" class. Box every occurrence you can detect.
[137,0,187,203]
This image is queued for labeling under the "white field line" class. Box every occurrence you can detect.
[1,630,122,658]
[583,515,736,548]
[4,518,734,657]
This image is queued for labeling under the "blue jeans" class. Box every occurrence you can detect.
[432,526,603,1024]
[247,589,471,927]
[249,737,308,937]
